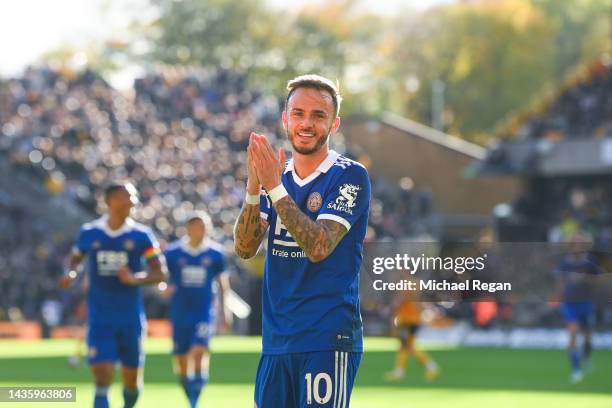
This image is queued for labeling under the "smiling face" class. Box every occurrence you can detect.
[282,87,340,156]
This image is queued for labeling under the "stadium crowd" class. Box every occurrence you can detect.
[1,66,280,243]
[0,66,423,324]
[3,62,607,330]
[0,200,67,322]
[504,58,611,141]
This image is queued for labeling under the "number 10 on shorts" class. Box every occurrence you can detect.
[304,372,332,405]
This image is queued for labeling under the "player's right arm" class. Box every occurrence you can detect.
[60,226,89,289]
[234,135,269,259]
[59,252,85,289]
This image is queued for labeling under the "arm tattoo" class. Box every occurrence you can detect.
[234,203,269,259]
[273,196,347,263]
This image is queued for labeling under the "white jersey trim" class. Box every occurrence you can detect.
[91,215,136,238]
[316,214,351,232]
[284,150,341,187]
[179,236,212,256]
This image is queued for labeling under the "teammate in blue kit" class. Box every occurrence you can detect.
[163,212,232,408]
[555,232,602,384]
[234,75,371,407]
[60,182,166,408]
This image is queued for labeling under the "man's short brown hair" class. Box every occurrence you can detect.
[285,74,342,117]
[186,210,213,232]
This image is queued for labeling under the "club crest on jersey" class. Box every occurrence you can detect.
[307,192,323,212]
[202,257,212,267]
[178,257,187,266]
[327,183,361,215]
[123,239,135,250]
[93,241,101,249]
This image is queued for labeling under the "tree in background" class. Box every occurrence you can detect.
[532,0,611,83]
[386,0,558,143]
[146,0,381,111]
[149,0,276,67]
[140,0,609,143]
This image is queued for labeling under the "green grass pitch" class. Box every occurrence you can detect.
[0,336,610,407]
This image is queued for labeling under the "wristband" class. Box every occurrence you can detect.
[245,192,260,205]
[268,184,288,203]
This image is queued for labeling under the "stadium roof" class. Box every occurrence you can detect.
[381,112,487,160]
[472,138,612,177]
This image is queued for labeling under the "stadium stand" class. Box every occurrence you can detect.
[475,58,612,245]
[0,66,424,327]
[500,58,611,141]
[3,59,608,334]
[472,57,612,330]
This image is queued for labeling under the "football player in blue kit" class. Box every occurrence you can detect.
[234,75,371,407]
[60,183,166,408]
[163,212,232,408]
[555,232,603,384]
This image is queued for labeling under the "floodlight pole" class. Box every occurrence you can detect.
[432,79,445,131]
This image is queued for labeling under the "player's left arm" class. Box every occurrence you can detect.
[273,197,348,263]
[588,255,608,275]
[216,273,233,333]
[119,233,168,286]
[119,257,167,285]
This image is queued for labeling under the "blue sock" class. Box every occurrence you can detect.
[188,375,208,408]
[123,387,139,408]
[569,350,581,372]
[94,387,109,408]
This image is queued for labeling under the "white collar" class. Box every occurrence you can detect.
[180,236,210,256]
[94,215,135,238]
[284,150,340,187]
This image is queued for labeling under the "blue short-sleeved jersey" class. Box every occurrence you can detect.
[259,150,371,354]
[72,216,161,326]
[555,253,600,302]
[164,238,226,327]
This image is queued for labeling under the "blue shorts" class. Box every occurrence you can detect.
[255,351,361,408]
[562,302,594,328]
[172,321,213,355]
[87,322,145,368]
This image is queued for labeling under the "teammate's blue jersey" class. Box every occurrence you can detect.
[259,150,371,354]
[72,216,161,326]
[164,238,226,327]
[555,253,600,301]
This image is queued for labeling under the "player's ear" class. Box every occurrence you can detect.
[331,116,341,134]
[281,110,288,131]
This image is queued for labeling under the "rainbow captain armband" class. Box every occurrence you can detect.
[142,246,161,262]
